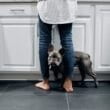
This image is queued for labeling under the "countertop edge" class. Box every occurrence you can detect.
[0,0,110,3]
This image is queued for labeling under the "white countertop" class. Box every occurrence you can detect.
[0,0,110,3]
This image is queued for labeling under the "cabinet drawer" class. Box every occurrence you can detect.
[76,4,94,17]
[0,4,37,16]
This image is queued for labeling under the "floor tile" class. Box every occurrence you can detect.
[3,81,66,96]
[0,81,110,110]
[67,94,110,110]
[0,94,68,110]
[72,82,110,95]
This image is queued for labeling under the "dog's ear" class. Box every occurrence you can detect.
[48,44,54,52]
[88,54,90,59]
[59,48,65,56]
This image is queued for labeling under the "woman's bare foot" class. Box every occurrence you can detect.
[35,80,50,91]
[63,78,74,92]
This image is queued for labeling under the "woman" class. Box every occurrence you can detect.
[35,0,77,92]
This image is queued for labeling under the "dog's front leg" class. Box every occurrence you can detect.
[52,66,59,81]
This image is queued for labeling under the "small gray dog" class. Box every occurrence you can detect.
[48,44,98,87]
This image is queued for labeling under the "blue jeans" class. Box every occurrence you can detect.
[39,17,75,80]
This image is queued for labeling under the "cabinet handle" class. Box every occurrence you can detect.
[10,9,25,12]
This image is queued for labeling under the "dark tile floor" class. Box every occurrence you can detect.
[0,81,110,110]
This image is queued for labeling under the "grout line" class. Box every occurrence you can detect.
[71,93,110,96]
[65,93,70,110]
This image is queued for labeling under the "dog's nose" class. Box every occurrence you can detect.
[53,58,56,62]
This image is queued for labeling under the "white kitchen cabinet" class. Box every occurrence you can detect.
[52,2,110,74]
[73,4,94,58]
[95,5,110,72]
[0,1,110,80]
[0,4,40,72]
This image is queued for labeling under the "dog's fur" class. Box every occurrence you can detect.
[48,44,98,87]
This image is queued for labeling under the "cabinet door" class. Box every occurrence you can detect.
[0,18,40,72]
[52,4,94,61]
[95,5,110,72]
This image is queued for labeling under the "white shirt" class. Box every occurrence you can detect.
[37,0,78,24]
